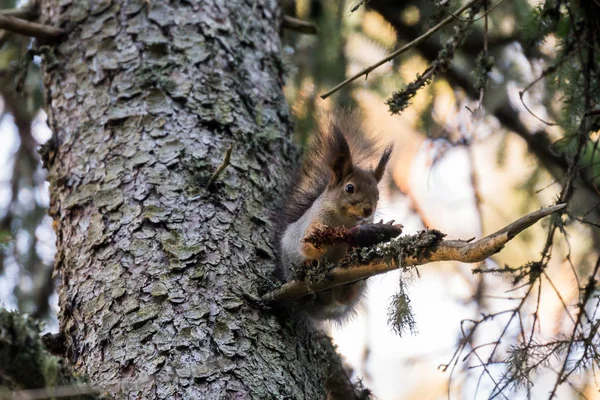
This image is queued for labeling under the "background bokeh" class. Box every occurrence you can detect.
[281,0,599,398]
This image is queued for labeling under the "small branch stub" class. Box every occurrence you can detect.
[0,14,66,41]
[206,144,234,189]
[282,16,318,35]
[263,204,566,303]
[0,7,38,21]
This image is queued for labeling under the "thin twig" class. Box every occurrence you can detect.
[263,204,566,303]
[516,49,572,127]
[518,90,557,127]
[542,270,576,325]
[0,14,66,41]
[470,0,508,22]
[547,19,596,396]
[549,255,600,399]
[434,0,507,23]
[319,0,480,99]
[206,144,234,189]
[282,15,318,35]
[466,0,488,114]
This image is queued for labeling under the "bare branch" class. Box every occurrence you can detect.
[0,7,38,21]
[320,0,480,99]
[0,14,66,41]
[263,204,566,303]
[584,108,600,117]
[282,16,318,35]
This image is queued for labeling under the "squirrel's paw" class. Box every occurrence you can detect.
[300,222,329,259]
[300,241,327,260]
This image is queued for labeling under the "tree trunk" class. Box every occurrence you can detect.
[40,1,344,398]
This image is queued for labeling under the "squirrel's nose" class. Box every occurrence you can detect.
[363,207,373,217]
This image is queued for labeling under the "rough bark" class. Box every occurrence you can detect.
[40,1,343,398]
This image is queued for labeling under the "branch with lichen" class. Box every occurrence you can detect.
[386,2,481,114]
[262,204,566,303]
[320,0,481,99]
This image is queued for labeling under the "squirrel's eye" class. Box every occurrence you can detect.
[345,184,355,193]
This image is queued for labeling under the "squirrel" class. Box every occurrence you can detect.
[276,111,393,321]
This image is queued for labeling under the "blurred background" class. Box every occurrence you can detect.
[0,0,57,324]
[1,0,600,398]
[281,0,600,399]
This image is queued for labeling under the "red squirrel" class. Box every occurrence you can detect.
[277,111,393,321]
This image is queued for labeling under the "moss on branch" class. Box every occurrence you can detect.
[0,309,99,399]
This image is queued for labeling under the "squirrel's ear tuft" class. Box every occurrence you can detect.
[374,144,393,182]
[328,125,353,187]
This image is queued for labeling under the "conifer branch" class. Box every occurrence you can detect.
[320,0,480,99]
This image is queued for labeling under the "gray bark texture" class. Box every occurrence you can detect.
[39,1,349,398]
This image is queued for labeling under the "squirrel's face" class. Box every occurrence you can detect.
[328,168,380,224]
[324,129,393,225]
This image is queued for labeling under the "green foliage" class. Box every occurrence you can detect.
[0,231,11,253]
[519,3,557,46]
